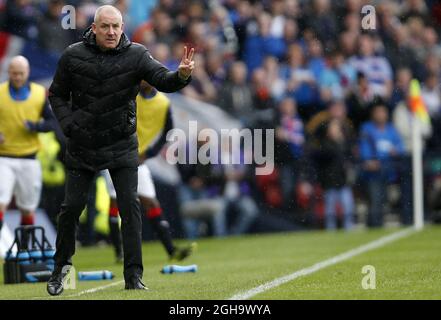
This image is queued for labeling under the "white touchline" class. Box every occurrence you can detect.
[60,280,125,299]
[30,280,125,300]
[229,227,418,300]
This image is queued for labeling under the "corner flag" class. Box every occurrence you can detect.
[408,79,430,124]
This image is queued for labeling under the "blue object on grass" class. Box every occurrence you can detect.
[78,270,114,281]
[161,264,198,274]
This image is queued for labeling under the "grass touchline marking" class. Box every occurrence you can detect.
[30,280,125,300]
[229,227,418,300]
[60,280,125,298]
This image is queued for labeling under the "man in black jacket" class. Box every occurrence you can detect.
[47,5,194,295]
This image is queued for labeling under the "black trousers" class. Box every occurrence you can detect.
[54,167,143,281]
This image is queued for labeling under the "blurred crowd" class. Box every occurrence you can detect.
[1,0,441,240]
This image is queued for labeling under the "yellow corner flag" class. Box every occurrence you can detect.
[408,79,430,124]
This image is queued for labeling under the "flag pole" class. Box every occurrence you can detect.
[411,116,424,230]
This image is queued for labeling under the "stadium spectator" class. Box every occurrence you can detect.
[422,72,441,118]
[339,31,359,58]
[3,0,39,39]
[182,53,217,103]
[282,17,299,48]
[306,99,354,145]
[243,11,286,73]
[262,56,286,102]
[282,43,320,119]
[390,67,413,110]
[349,33,393,99]
[275,97,305,209]
[346,72,375,133]
[359,101,405,227]
[305,0,338,47]
[217,137,259,235]
[205,51,227,91]
[150,8,177,48]
[314,119,354,230]
[177,139,228,239]
[400,0,431,23]
[319,50,356,103]
[306,38,326,83]
[383,24,422,77]
[37,0,76,54]
[417,26,441,61]
[218,61,254,123]
[249,67,277,129]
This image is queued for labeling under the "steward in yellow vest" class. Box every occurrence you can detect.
[0,81,56,157]
[0,55,56,236]
[136,82,173,160]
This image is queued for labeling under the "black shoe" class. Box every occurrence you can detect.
[125,277,148,290]
[170,242,197,262]
[47,267,70,296]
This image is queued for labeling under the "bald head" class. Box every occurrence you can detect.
[8,56,30,89]
[92,5,124,51]
[94,5,123,24]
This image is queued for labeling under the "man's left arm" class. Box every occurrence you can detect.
[25,100,57,133]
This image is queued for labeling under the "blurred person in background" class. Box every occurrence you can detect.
[282,17,299,48]
[205,51,227,91]
[249,67,277,130]
[346,72,375,133]
[262,56,286,102]
[306,0,338,47]
[314,119,354,230]
[181,53,217,103]
[217,137,259,235]
[306,38,326,84]
[400,0,430,23]
[339,30,359,58]
[275,97,305,210]
[349,33,393,99]
[282,43,319,119]
[360,100,405,227]
[306,99,354,144]
[243,11,286,73]
[177,139,228,239]
[37,0,76,54]
[390,67,413,110]
[0,56,56,242]
[422,72,441,119]
[319,50,356,104]
[150,8,177,48]
[218,61,254,124]
[3,0,39,39]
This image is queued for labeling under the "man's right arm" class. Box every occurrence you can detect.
[49,52,73,137]
[137,49,191,93]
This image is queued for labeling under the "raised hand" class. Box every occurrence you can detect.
[178,46,195,80]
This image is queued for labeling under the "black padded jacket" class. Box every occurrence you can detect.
[49,27,190,171]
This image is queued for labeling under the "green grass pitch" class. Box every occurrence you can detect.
[0,225,440,300]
